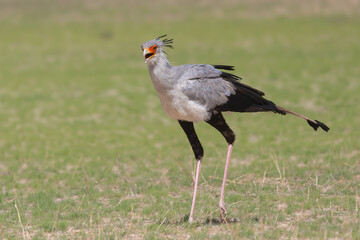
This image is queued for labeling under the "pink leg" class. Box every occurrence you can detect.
[189,159,201,223]
[219,144,233,218]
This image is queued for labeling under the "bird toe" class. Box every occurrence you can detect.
[219,202,228,221]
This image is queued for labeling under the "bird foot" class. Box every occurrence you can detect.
[188,216,194,224]
[219,201,227,221]
[219,207,227,221]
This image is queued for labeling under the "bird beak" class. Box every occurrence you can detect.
[143,48,155,62]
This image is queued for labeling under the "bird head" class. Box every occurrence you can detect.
[141,35,174,64]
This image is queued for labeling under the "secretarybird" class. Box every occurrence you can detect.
[141,35,329,223]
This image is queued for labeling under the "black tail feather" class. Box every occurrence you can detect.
[276,105,329,132]
[307,120,330,132]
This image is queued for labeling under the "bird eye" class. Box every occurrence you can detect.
[153,45,157,50]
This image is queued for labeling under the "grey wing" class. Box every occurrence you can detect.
[179,65,236,110]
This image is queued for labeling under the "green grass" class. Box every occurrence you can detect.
[0,0,359,239]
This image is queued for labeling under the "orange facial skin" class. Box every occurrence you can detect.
[143,45,158,61]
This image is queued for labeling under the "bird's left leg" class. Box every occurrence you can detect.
[206,112,236,219]
[178,120,204,224]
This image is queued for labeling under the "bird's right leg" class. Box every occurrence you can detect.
[206,113,236,220]
[178,120,204,224]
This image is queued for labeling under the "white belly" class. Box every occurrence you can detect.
[148,65,210,122]
[158,90,211,122]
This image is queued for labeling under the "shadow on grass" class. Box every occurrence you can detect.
[159,214,259,226]
[204,216,241,225]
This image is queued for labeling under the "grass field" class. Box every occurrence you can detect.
[0,0,359,239]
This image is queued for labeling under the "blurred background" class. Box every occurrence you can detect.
[0,0,359,238]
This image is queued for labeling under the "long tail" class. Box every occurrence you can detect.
[275,105,330,132]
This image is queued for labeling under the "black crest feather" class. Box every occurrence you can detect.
[156,34,174,49]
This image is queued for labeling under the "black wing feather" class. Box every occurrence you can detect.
[212,65,236,71]
[216,69,285,114]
